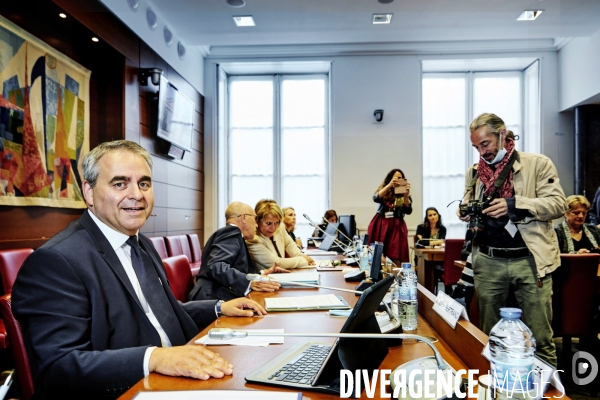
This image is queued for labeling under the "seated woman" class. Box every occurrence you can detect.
[247,199,316,270]
[282,206,303,248]
[415,207,447,247]
[555,195,600,254]
[313,209,338,237]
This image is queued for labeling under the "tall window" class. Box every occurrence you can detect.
[422,65,539,238]
[228,74,328,239]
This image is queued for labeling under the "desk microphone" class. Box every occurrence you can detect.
[207,328,446,370]
[303,214,359,263]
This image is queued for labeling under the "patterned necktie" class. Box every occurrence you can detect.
[126,236,186,346]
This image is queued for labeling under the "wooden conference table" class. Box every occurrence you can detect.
[413,246,445,293]
[119,264,564,400]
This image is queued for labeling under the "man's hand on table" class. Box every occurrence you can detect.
[149,345,233,380]
[221,297,267,316]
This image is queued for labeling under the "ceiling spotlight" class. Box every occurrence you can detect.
[91,37,99,42]
[233,16,255,27]
[146,8,158,30]
[378,0,394,3]
[372,13,393,24]
[517,10,543,21]
[59,13,67,18]
[227,0,246,7]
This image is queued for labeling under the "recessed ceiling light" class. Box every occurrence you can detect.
[233,16,255,27]
[517,10,543,21]
[373,13,393,24]
[91,37,99,42]
[227,0,246,7]
[378,0,394,3]
[59,13,67,18]
[146,8,158,30]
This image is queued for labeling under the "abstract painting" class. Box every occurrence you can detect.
[0,15,90,208]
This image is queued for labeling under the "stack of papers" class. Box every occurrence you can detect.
[195,329,284,347]
[268,272,319,288]
[303,249,338,256]
[265,294,350,311]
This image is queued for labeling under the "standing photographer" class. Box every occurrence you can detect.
[458,113,566,367]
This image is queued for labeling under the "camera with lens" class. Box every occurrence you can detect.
[459,198,492,231]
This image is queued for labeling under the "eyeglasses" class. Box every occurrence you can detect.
[236,213,258,221]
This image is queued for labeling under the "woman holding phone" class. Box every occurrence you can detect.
[367,168,413,265]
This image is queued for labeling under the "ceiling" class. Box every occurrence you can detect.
[126,0,600,53]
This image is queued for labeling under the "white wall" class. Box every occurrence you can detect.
[330,55,422,233]
[559,29,600,111]
[204,51,571,238]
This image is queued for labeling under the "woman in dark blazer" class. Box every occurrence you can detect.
[415,207,447,247]
[367,168,412,265]
[555,195,600,253]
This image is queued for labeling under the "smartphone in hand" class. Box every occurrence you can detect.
[394,179,408,194]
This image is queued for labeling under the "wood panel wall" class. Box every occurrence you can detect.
[0,0,204,250]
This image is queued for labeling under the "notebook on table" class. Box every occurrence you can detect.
[246,275,395,396]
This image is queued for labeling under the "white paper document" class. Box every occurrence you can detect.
[303,249,338,256]
[268,272,320,286]
[194,329,284,347]
[134,390,301,400]
[265,293,349,311]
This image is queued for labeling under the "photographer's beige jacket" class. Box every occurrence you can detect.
[464,151,567,277]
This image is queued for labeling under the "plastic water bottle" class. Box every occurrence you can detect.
[353,235,361,256]
[488,308,536,399]
[359,245,369,273]
[398,263,417,330]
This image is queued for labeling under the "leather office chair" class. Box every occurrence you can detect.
[148,237,168,260]
[162,255,194,302]
[0,248,33,295]
[0,294,34,400]
[164,236,183,258]
[0,248,34,351]
[439,239,465,294]
[552,253,599,360]
[186,234,202,276]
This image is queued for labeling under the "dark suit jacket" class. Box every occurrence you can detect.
[12,211,218,399]
[189,225,256,301]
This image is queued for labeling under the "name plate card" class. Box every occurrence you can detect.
[432,291,469,328]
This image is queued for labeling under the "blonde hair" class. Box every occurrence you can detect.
[469,113,515,141]
[566,195,591,211]
[282,207,295,232]
[255,199,283,223]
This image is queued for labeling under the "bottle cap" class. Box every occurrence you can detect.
[401,262,412,269]
[499,307,522,319]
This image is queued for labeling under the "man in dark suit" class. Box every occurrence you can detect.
[12,140,266,399]
[189,201,286,301]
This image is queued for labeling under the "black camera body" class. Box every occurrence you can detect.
[459,198,492,231]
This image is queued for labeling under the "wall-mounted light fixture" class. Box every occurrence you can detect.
[139,68,163,86]
[374,109,384,122]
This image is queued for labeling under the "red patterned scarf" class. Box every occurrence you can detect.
[477,138,515,198]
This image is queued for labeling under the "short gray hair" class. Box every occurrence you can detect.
[83,140,153,188]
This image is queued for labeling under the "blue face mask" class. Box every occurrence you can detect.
[482,147,507,165]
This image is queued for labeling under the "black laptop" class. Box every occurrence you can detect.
[245,275,395,397]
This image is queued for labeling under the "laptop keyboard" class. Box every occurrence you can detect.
[267,344,332,385]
